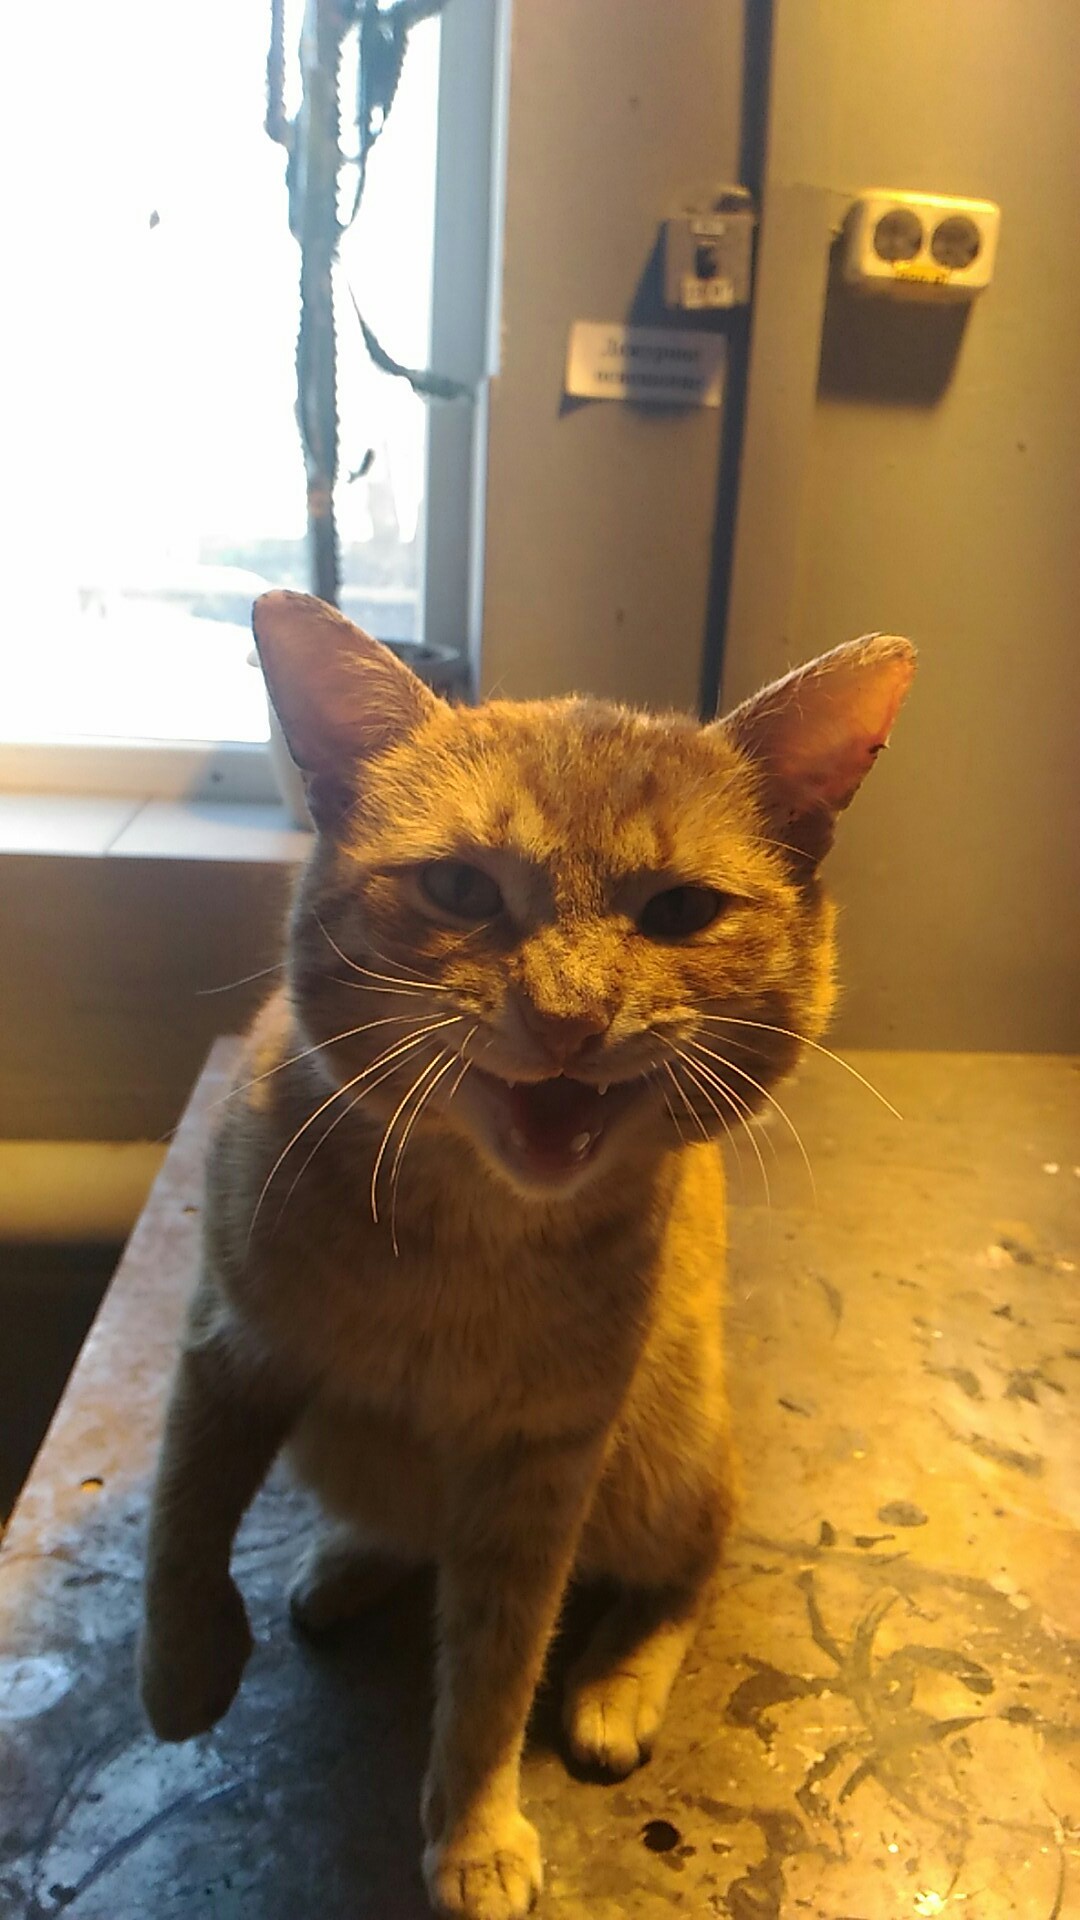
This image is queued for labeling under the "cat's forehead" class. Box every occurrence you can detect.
[363,697,757,879]
[469,704,721,858]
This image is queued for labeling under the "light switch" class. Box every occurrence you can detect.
[663,187,755,312]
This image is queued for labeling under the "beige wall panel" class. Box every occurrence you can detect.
[476,0,747,711]
[725,0,1080,1048]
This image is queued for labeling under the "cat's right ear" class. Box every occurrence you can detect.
[714,633,916,869]
[252,590,439,829]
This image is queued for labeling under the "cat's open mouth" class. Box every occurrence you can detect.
[469,1067,646,1185]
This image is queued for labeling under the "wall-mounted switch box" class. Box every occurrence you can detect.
[843,189,1001,299]
[663,187,755,312]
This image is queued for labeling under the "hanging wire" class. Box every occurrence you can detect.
[265,0,292,152]
[266,0,470,414]
[348,0,451,225]
[343,0,471,399]
[264,0,470,599]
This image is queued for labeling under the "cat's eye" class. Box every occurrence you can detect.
[420,859,503,922]
[639,884,728,941]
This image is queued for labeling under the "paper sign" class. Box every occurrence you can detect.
[565,321,726,408]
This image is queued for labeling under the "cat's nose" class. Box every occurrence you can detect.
[516,1000,611,1070]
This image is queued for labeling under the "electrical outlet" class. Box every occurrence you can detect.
[843,189,1001,299]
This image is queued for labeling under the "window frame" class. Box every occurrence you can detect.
[0,0,502,804]
[0,738,279,803]
[422,0,505,678]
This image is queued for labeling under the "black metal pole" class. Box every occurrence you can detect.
[698,0,776,718]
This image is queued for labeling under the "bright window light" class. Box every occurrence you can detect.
[3,0,439,748]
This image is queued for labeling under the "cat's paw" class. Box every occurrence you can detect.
[563,1668,660,1778]
[138,1576,252,1741]
[422,1811,543,1920]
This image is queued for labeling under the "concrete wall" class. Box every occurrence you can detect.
[474,0,747,711]
[724,0,1080,1049]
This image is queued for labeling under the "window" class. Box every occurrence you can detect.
[3,0,442,774]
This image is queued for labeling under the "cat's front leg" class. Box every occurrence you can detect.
[422,1432,603,1920]
[139,1274,302,1741]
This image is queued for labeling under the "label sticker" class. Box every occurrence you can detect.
[681,275,736,311]
[565,321,726,408]
[891,260,952,286]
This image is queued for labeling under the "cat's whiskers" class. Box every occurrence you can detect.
[271,1055,426,1234]
[657,1048,746,1177]
[331,977,442,997]
[386,1026,479,1254]
[677,1051,784,1171]
[348,928,447,985]
[466,1030,502,1069]
[664,1055,751,1188]
[196,961,284,996]
[669,1047,771,1208]
[674,1043,772,1157]
[361,918,489,974]
[756,835,816,863]
[659,1060,709,1145]
[444,1054,474,1107]
[370,1037,466,1233]
[218,1010,443,1108]
[271,1032,464,1240]
[313,911,449,997]
[671,1054,745,1172]
[652,1068,691,1149]
[318,907,491,1000]
[684,1034,817,1203]
[247,1015,463,1248]
[695,1012,903,1120]
[388,1055,461,1257]
[398,922,490,967]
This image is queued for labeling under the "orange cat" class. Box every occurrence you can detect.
[139,592,914,1920]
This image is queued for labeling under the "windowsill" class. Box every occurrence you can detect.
[0,794,311,864]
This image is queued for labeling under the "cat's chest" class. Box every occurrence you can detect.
[266,1206,652,1438]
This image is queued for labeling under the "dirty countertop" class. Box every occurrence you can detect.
[1,1047,1077,1919]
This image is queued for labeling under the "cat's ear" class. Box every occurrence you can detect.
[717,634,916,868]
[252,590,439,828]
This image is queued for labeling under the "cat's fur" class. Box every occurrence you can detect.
[139,592,914,1920]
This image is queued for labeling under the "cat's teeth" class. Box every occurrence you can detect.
[569,1132,592,1156]
[509,1127,527,1150]
[598,1082,609,1096]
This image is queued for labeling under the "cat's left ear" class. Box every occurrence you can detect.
[716,634,916,868]
[252,590,440,828]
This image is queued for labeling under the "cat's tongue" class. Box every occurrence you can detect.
[506,1076,603,1167]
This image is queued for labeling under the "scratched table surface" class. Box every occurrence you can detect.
[1,1044,1077,1920]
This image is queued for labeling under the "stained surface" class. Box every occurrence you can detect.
[1,1045,1077,1918]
